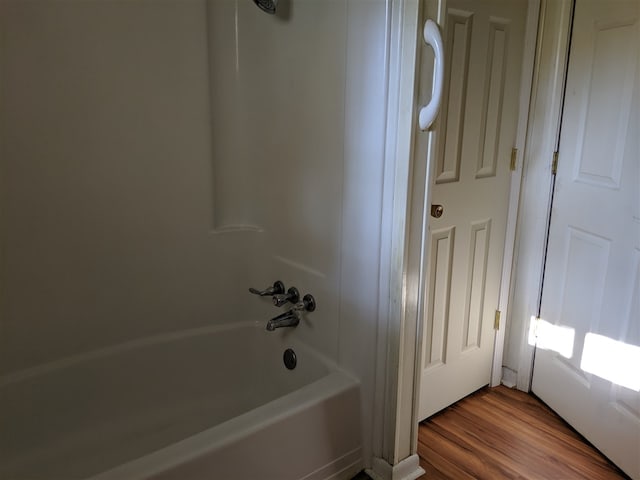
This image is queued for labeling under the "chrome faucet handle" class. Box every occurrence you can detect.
[301,294,316,312]
[249,280,285,297]
[290,294,316,312]
[272,287,300,307]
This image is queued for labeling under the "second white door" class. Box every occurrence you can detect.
[531,1,640,478]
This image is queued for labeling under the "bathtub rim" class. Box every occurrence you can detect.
[0,320,339,388]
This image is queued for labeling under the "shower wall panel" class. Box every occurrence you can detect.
[0,0,250,375]
[208,0,349,362]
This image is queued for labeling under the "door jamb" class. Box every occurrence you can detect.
[490,0,542,387]
[505,0,575,391]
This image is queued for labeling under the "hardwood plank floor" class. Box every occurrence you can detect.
[417,386,630,479]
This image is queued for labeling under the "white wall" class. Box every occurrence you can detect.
[0,0,392,468]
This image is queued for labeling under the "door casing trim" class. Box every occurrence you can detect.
[490,0,542,388]
[504,0,574,391]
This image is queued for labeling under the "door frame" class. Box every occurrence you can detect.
[505,0,575,391]
[489,0,541,387]
[373,0,542,474]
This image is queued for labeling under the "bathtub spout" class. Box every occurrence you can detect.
[266,309,300,331]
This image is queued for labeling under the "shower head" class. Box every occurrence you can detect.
[253,0,277,14]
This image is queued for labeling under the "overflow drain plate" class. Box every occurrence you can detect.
[283,348,297,370]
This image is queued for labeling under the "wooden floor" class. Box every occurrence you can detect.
[417,386,629,479]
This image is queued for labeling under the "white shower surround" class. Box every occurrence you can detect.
[0,0,400,477]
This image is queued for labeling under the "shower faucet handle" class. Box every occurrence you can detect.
[249,280,285,297]
[288,294,316,313]
[272,287,300,307]
[299,294,316,312]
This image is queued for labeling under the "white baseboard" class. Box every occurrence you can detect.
[367,455,425,480]
[501,367,518,388]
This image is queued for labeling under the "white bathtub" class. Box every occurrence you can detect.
[0,322,362,480]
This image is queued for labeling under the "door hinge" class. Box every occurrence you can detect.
[532,316,541,338]
[494,310,501,330]
[510,147,518,171]
[551,151,559,175]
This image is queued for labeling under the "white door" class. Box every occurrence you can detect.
[531,1,640,478]
[418,0,527,420]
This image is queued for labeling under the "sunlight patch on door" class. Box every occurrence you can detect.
[528,316,575,359]
[581,333,640,392]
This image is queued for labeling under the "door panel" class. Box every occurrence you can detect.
[532,1,640,478]
[418,0,527,420]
